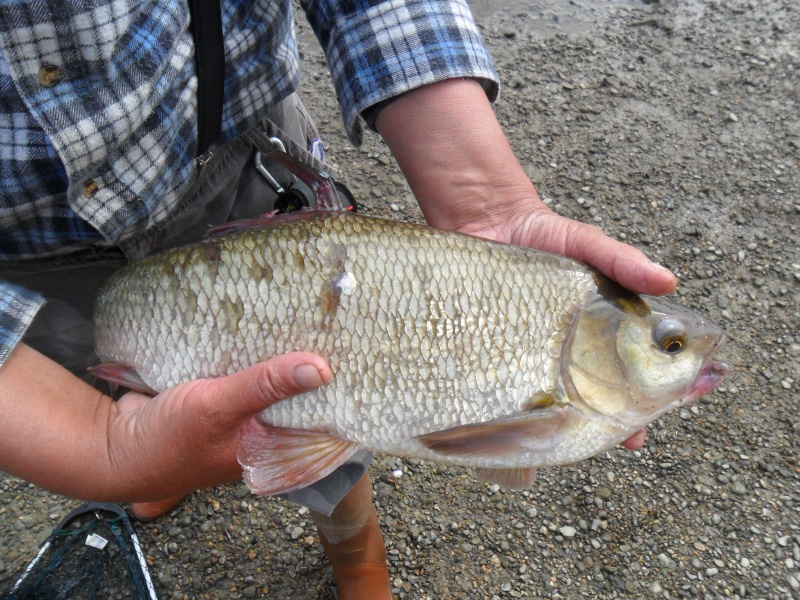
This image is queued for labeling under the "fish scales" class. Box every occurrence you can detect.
[95,212,598,458]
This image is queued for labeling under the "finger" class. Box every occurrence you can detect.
[563,220,677,296]
[621,428,647,450]
[516,208,677,296]
[199,353,331,426]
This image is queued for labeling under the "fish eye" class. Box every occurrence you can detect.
[654,318,688,354]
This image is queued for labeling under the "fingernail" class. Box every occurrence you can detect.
[293,364,324,389]
[650,262,672,273]
[651,262,678,282]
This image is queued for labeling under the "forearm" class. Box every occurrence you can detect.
[376,78,677,295]
[303,0,498,145]
[375,79,537,235]
[0,343,117,499]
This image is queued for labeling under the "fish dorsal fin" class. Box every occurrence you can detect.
[476,467,538,490]
[415,405,572,459]
[206,151,351,238]
[206,210,326,238]
[89,363,157,396]
[237,419,360,496]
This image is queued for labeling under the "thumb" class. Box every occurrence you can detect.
[201,353,331,426]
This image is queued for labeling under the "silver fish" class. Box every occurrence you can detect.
[93,211,728,494]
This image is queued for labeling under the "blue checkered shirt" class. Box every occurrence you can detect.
[0,0,498,366]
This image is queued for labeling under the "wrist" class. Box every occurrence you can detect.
[0,344,118,499]
[375,78,547,235]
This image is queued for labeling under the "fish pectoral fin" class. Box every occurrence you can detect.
[88,363,157,396]
[237,418,360,496]
[415,406,572,459]
[476,467,538,490]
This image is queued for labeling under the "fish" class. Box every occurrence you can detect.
[93,210,728,494]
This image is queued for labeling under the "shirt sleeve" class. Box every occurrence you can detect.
[300,0,499,145]
[0,282,44,367]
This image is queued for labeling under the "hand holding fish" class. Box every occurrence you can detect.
[0,344,329,501]
[374,78,677,298]
[88,76,727,498]
[106,353,331,500]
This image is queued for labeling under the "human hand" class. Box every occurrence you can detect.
[107,354,331,501]
[0,344,329,502]
[375,79,676,297]
[452,198,677,296]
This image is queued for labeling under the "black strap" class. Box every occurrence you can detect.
[187,0,225,156]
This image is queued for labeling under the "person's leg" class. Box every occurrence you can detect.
[130,496,187,522]
[311,471,394,600]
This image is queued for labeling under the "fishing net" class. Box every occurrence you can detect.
[1,502,157,600]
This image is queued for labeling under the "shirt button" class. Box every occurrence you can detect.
[83,179,99,198]
[38,65,63,87]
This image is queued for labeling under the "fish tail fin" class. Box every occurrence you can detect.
[237,419,360,495]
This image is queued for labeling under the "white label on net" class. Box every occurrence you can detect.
[86,533,109,550]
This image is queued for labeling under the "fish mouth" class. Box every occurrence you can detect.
[683,335,729,403]
[685,360,730,401]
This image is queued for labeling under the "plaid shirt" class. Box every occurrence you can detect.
[0,0,497,366]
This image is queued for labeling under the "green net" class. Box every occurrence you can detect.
[1,503,157,600]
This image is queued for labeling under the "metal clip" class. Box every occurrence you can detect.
[254,151,285,194]
[195,149,214,179]
[253,137,299,194]
[268,136,287,153]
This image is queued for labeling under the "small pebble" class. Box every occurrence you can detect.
[558,526,577,538]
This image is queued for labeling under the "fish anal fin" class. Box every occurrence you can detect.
[415,406,572,459]
[89,363,157,396]
[238,419,359,496]
[476,467,538,490]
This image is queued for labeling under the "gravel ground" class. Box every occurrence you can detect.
[2,0,798,598]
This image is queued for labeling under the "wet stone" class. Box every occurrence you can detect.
[657,554,677,570]
[731,482,748,495]
[559,526,577,538]
[596,487,612,499]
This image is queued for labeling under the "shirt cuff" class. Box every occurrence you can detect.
[361,91,410,132]
[0,283,45,367]
[319,0,500,145]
